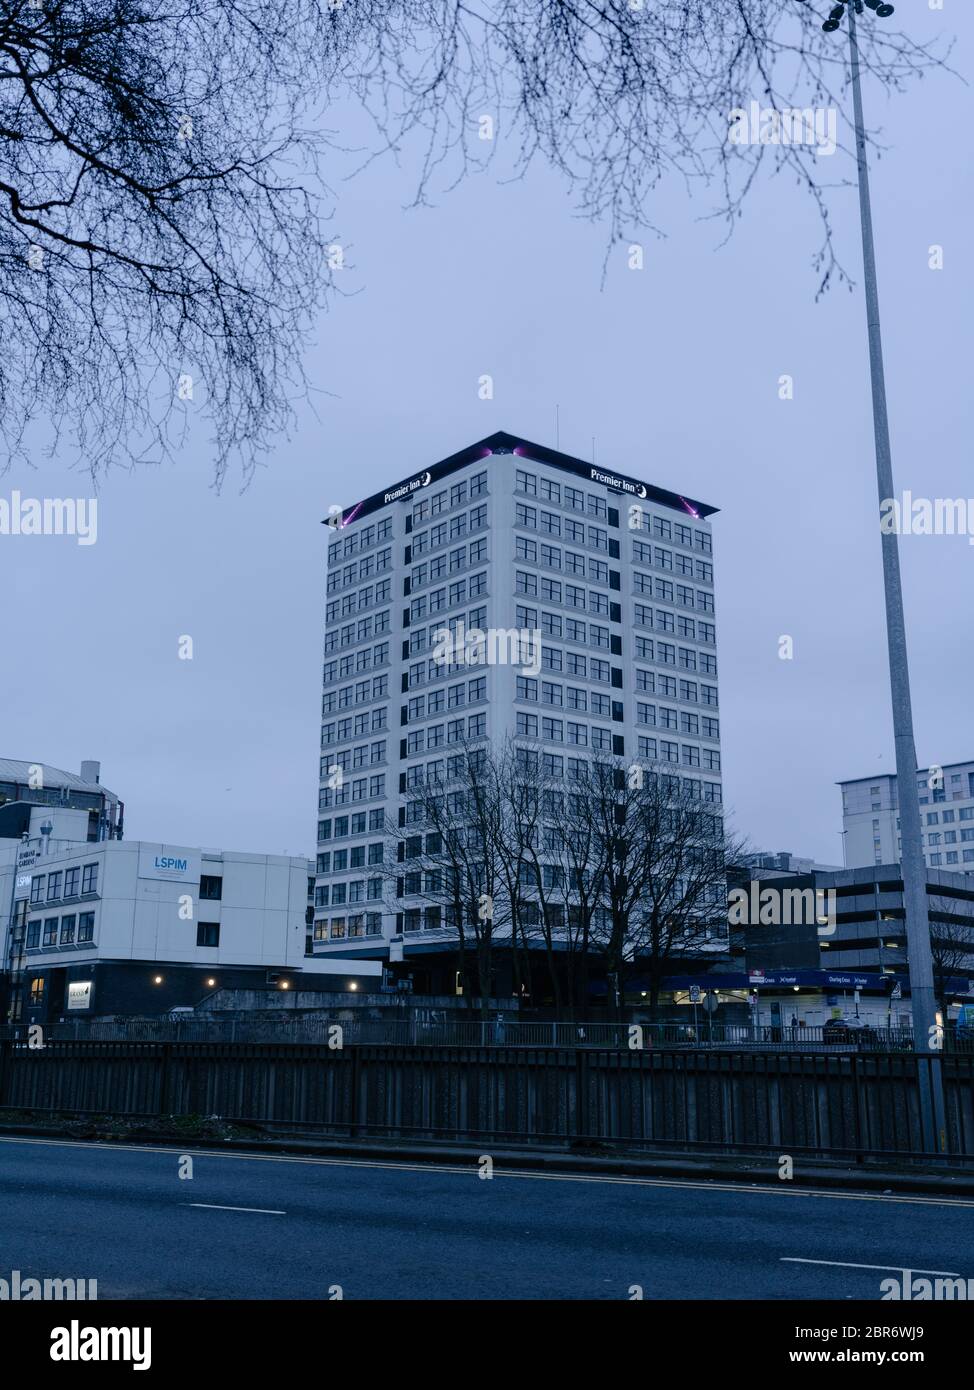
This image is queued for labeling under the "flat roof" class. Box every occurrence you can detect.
[838,761,974,786]
[328,430,719,528]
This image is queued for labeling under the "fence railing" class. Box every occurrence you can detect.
[0,1017,924,1050]
[0,1040,969,1164]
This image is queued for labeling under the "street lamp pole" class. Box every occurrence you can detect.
[822,0,947,1149]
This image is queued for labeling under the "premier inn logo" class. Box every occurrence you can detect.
[383,470,432,504]
[590,467,647,500]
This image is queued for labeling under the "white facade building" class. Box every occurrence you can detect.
[315,430,722,969]
[1,758,377,1022]
[839,760,974,877]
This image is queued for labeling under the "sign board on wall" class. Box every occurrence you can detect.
[67,981,92,1011]
[137,847,201,884]
[13,872,31,900]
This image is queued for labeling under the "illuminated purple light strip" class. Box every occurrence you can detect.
[340,500,364,528]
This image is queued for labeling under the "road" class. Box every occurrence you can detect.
[0,1136,971,1300]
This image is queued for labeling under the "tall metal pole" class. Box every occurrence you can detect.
[847,4,945,1151]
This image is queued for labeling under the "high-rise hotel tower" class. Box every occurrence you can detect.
[315,431,720,971]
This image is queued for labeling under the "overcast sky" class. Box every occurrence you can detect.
[2,4,970,866]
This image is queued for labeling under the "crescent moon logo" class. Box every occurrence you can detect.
[637,484,647,499]
[420,471,432,486]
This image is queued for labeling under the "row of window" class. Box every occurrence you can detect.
[327,516,394,564]
[322,676,389,715]
[926,808,974,824]
[411,502,488,556]
[313,913,384,941]
[633,583,715,639]
[637,704,720,738]
[406,675,487,708]
[29,864,99,904]
[515,677,614,715]
[317,844,384,872]
[410,539,488,590]
[515,505,611,552]
[513,607,612,649]
[515,570,613,615]
[323,610,390,653]
[636,671,718,706]
[320,740,387,773]
[635,735,721,771]
[632,540,714,583]
[514,715,613,747]
[634,609,713,645]
[410,470,489,526]
[515,535,615,584]
[514,469,609,517]
[407,608,488,655]
[317,808,386,842]
[628,507,713,553]
[314,879,384,906]
[317,775,386,808]
[926,830,974,845]
[327,547,393,594]
[25,912,96,947]
[635,583,714,616]
[633,636,718,675]
[322,641,390,685]
[321,707,388,746]
[326,578,393,623]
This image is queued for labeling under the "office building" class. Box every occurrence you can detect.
[840,761,974,876]
[0,759,373,1022]
[315,430,722,991]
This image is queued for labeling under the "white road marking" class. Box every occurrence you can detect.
[1,1135,972,1207]
[188,1203,285,1215]
[782,1258,961,1275]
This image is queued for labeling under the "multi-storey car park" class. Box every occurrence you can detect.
[314,431,724,999]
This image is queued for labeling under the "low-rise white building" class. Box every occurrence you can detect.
[0,759,380,1022]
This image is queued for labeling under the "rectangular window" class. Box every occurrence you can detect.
[81,863,99,894]
[199,875,223,901]
[78,912,95,943]
[197,922,220,947]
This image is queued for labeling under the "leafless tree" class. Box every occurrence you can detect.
[341,0,950,295]
[384,736,511,1016]
[1,2,949,476]
[574,756,743,1017]
[928,893,974,1018]
[0,0,343,480]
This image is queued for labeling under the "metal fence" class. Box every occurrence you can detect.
[0,1039,971,1164]
[0,1017,921,1050]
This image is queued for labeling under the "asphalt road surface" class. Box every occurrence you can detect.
[1,1136,971,1300]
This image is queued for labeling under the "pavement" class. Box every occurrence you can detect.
[1,1134,973,1299]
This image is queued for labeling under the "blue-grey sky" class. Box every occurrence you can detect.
[2,4,970,866]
